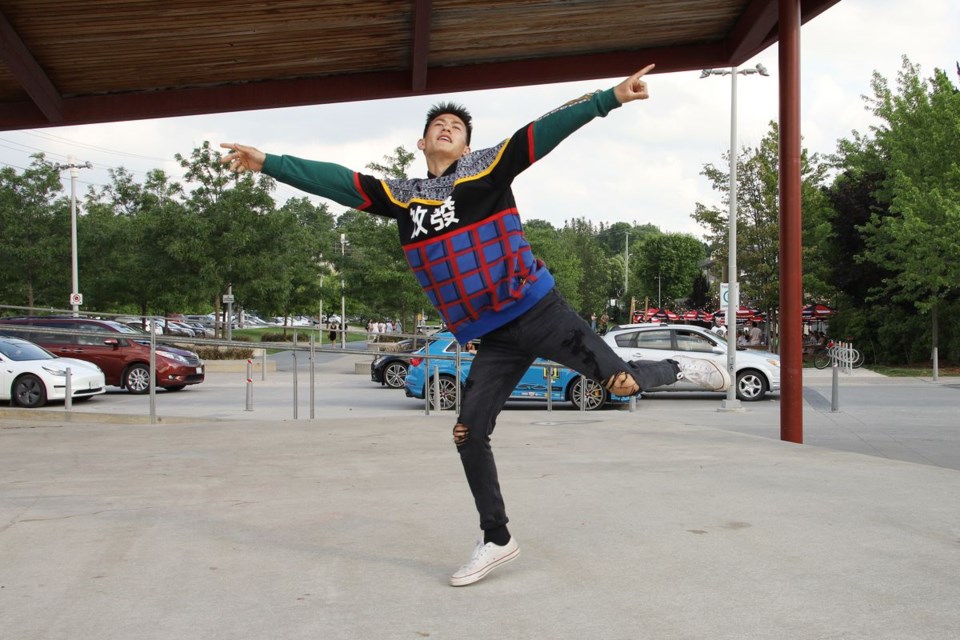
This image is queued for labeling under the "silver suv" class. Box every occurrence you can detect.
[603,323,780,401]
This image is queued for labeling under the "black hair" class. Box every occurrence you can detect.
[423,102,473,144]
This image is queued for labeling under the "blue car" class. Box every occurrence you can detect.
[403,332,629,411]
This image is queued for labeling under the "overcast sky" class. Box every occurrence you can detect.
[0,0,956,239]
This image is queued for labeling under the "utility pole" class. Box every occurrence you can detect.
[54,156,92,316]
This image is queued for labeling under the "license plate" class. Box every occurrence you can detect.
[196,367,203,374]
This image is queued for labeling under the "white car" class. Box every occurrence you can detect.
[603,323,780,401]
[0,336,106,408]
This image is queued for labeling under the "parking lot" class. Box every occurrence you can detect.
[5,350,959,471]
[2,352,959,639]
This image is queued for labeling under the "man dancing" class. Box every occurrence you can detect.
[221,63,728,586]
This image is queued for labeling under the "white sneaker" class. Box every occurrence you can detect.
[449,538,520,587]
[670,355,731,391]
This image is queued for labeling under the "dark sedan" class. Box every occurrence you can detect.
[370,337,427,389]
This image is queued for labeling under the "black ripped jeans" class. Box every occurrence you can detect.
[455,288,680,532]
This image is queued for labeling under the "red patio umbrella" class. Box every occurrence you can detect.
[802,303,835,321]
[713,306,760,320]
[634,307,676,323]
[683,309,715,322]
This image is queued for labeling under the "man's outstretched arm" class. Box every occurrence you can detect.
[522,64,656,164]
[219,142,374,211]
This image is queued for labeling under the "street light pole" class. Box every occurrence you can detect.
[701,63,769,410]
[623,232,629,318]
[340,233,347,349]
[54,156,92,317]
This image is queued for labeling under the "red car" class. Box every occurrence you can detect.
[0,316,205,393]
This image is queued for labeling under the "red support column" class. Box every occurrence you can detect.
[778,0,803,444]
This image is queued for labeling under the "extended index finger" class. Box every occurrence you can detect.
[635,63,656,78]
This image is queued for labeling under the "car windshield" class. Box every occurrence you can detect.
[675,330,719,353]
[106,320,145,334]
[0,340,54,361]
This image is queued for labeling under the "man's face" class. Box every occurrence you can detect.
[418,113,470,159]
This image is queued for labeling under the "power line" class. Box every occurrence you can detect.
[20,129,172,163]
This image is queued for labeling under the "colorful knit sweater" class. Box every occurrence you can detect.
[261,87,623,342]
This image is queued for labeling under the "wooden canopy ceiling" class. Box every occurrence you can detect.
[0,0,840,131]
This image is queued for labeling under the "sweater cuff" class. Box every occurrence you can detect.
[261,153,281,176]
[597,87,623,116]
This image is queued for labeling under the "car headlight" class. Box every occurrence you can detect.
[766,359,781,367]
[42,364,67,376]
[156,349,189,364]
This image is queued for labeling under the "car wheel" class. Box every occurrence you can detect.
[383,361,408,389]
[570,376,607,411]
[736,369,768,401]
[124,363,151,394]
[427,375,459,410]
[13,374,47,408]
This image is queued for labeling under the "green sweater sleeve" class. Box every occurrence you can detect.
[531,87,622,160]
[261,154,369,209]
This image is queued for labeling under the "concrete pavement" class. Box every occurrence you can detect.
[1,354,958,639]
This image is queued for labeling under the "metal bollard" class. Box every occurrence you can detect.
[261,349,267,381]
[424,352,431,415]
[546,366,554,412]
[245,359,253,411]
[309,336,316,420]
[629,395,637,412]
[433,365,441,412]
[580,374,587,413]
[831,359,840,412]
[64,366,72,411]
[292,348,298,420]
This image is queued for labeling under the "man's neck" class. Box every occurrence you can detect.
[426,158,454,178]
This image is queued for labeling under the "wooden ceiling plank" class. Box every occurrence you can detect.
[0,7,63,122]
[0,0,843,131]
[410,0,433,92]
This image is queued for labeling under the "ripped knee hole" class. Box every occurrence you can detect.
[453,423,470,446]
[604,371,640,396]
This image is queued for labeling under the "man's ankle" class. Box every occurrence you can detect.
[484,524,511,546]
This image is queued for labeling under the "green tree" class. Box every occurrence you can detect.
[176,141,279,334]
[632,233,706,310]
[559,218,614,318]
[856,58,960,365]
[81,167,194,317]
[525,219,583,308]
[0,155,69,309]
[693,121,828,314]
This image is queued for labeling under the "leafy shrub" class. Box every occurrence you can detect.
[195,345,255,360]
[259,332,295,343]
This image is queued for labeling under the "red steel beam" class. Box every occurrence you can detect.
[0,42,726,131]
[0,7,63,123]
[410,0,433,92]
[726,0,779,63]
[778,0,803,444]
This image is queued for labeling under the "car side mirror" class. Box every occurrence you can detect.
[712,346,724,354]
[104,338,119,348]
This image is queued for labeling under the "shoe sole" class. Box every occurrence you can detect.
[449,546,520,587]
